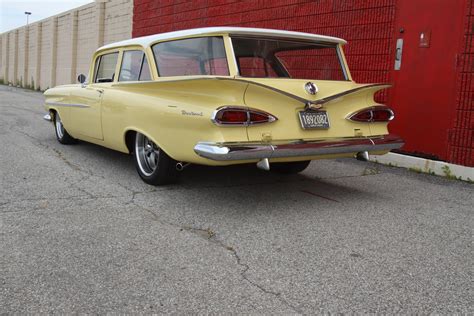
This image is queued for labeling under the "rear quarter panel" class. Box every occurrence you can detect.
[101,78,250,164]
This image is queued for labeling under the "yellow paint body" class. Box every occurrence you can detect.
[44,32,391,166]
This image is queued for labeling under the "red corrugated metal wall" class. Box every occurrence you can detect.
[133,0,473,167]
[449,0,474,166]
[133,0,396,102]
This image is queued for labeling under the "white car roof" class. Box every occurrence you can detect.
[98,27,346,51]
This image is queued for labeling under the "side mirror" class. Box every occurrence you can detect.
[77,74,86,84]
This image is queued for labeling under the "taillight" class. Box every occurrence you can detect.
[212,107,278,126]
[348,106,394,122]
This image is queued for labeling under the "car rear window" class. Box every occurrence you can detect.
[232,37,347,81]
[152,37,229,77]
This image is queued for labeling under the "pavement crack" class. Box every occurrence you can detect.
[219,239,303,314]
[13,127,84,174]
[51,147,82,171]
[129,201,302,313]
[182,225,303,314]
[300,189,340,202]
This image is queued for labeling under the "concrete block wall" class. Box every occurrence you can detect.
[40,19,52,90]
[0,36,3,79]
[8,31,16,82]
[104,0,134,44]
[0,0,132,90]
[17,29,25,86]
[56,14,72,86]
[76,5,98,79]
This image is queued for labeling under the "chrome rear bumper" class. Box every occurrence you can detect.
[194,134,404,161]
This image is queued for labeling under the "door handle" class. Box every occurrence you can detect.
[96,89,104,94]
[394,38,403,70]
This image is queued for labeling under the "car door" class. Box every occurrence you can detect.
[100,49,153,143]
[69,51,119,140]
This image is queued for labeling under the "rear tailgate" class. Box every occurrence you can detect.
[242,78,386,142]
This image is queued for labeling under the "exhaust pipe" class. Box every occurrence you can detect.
[355,151,369,162]
[176,162,190,171]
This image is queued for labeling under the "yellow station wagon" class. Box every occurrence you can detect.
[43,27,404,185]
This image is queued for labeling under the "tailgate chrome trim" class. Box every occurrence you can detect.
[194,134,404,161]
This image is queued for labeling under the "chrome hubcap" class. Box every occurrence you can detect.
[55,113,64,139]
[136,133,160,176]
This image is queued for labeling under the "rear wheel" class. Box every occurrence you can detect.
[271,160,311,174]
[53,112,76,144]
[133,133,179,185]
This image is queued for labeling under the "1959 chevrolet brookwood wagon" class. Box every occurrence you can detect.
[43,27,404,185]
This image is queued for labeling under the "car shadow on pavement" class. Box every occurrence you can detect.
[173,164,371,207]
[77,141,370,205]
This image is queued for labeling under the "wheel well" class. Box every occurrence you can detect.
[49,109,57,120]
[125,130,136,154]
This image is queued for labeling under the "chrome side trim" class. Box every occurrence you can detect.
[45,101,90,108]
[336,45,349,81]
[194,134,404,161]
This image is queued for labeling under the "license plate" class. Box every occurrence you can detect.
[298,111,330,129]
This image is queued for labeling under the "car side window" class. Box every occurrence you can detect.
[119,50,152,82]
[237,57,279,78]
[139,56,151,81]
[94,52,119,83]
[152,36,229,77]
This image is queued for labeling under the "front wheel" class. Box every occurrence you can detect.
[271,160,311,174]
[133,133,179,185]
[54,112,76,144]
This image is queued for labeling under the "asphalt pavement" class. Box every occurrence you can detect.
[0,85,472,314]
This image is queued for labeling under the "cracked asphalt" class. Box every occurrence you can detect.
[0,85,472,314]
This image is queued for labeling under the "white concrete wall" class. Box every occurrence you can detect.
[0,0,132,90]
[8,32,16,83]
[76,5,98,80]
[26,25,36,88]
[56,14,72,86]
[17,29,25,86]
[0,36,3,81]
[40,19,52,90]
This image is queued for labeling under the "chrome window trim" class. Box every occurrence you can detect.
[336,45,349,81]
